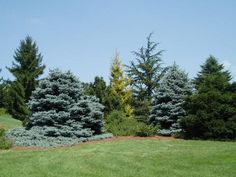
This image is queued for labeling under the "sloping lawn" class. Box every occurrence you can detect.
[0,114,22,130]
[0,139,235,177]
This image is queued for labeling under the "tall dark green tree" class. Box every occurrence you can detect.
[127,33,163,100]
[6,36,45,121]
[181,56,236,139]
[85,76,113,115]
[3,80,29,121]
[127,33,163,122]
[86,76,107,104]
[7,36,45,102]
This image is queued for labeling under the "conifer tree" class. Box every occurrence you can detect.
[181,56,236,139]
[85,76,113,115]
[127,33,163,100]
[110,52,133,118]
[149,63,192,136]
[126,33,163,123]
[86,76,108,108]
[4,80,29,120]
[7,69,110,147]
[27,69,104,134]
[7,36,45,102]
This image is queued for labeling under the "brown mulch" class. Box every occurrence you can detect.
[10,136,177,151]
[85,136,176,144]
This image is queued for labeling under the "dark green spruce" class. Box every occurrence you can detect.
[181,56,236,140]
[8,36,45,101]
[6,36,45,121]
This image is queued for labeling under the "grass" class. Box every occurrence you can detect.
[0,114,22,130]
[0,139,236,177]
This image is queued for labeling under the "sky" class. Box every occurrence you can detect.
[1,0,236,83]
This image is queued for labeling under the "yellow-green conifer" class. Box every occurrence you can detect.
[110,52,133,118]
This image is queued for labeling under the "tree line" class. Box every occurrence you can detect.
[0,34,236,140]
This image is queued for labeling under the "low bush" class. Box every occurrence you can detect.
[6,127,112,147]
[105,110,158,136]
[0,128,12,149]
[0,108,7,116]
[105,110,137,136]
[135,123,157,137]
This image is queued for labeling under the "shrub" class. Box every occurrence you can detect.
[6,128,112,147]
[105,110,137,136]
[0,108,7,116]
[0,129,12,149]
[135,123,157,137]
[105,110,158,136]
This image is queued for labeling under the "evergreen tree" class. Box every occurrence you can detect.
[85,76,113,115]
[88,76,107,101]
[181,56,236,139]
[4,80,29,121]
[85,76,107,108]
[149,63,192,136]
[127,33,163,100]
[27,69,104,133]
[7,36,45,102]
[0,70,28,120]
[7,69,110,147]
[110,52,133,118]
[194,56,231,91]
[131,98,151,123]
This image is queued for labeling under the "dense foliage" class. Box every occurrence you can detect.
[5,36,45,121]
[149,64,192,136]
[105,110,157,136]
[126,33,163,123]
[84,76,113,115]
[127,33,163,101]
[7,36,45,102]
[7,69,112,147]
[0,128,12,149]
[7,127,112,147]
[181,56,236,139]
[131,98,151,123]
[110,52,133,118]
[3,80,29,121]
[1,35,236,143]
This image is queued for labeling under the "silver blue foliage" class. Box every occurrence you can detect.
[149,63,193,136]
[7,69,112,146]
[6,127,112,147]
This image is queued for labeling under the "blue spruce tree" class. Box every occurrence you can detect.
[7,69,112,146]
[149,63,192,136]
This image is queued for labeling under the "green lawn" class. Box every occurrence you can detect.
[0,139,235,177]
[0,114,22,130]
